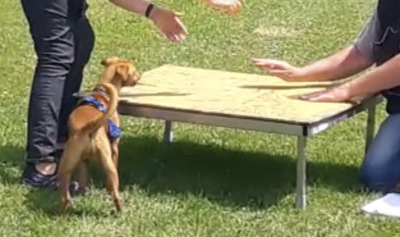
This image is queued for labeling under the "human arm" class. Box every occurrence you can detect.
[252,10,380,82]
[108,0,153,16]
[110,0,243,16]
[300,53,400,102]
[346,54,400,97]
[297,8,400,102]
[108,0,187,42]
[253,46,373,82]
[294,45,374,81]
[200,0,244,16]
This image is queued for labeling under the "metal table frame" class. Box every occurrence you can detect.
[117,95,382,209]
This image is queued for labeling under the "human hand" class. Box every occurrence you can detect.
[202,0,244,16]
[149,6,188,42]
[252,58,308,82]
[298,85,351,103]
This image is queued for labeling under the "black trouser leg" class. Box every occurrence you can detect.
[21,0,94,164]
[58,13,95,144]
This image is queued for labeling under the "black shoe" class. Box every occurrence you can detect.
[22,163,80,196]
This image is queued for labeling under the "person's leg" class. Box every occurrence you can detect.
[20,0,79,191]
[57,1,95,148]
[359,112,400,193]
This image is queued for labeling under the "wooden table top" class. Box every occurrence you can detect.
[120,65,367,124]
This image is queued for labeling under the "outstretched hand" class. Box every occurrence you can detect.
[202,0,244,16]
[252,58,307,82]
[298,86,351,103]
[150,7,188,43]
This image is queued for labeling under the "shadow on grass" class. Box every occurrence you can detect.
[116,136,360,208]
[0,144,60,215]
[0,136,362,215]
[0,145,25,184]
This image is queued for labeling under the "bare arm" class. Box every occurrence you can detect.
[298,5,400,102]
[321,5,400,96]
[295,6,400,103]
[108,0,151,16]
[108,0,243,18]
[108,0,188,43]
[299,45,374,82]
[346,54,400,97]
[107,0,241,42]
[252,46,374,82]
[301,47,400,102]
[302,9,380,82]
[253,10,377,82]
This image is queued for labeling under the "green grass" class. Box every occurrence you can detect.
[1,0,399,236]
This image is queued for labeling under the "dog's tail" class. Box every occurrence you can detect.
[82,82,119,136]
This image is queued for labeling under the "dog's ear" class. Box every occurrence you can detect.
[115,63,141,86]
[115,64,130,80]
[101,57,121,67]
[99,64,117,84]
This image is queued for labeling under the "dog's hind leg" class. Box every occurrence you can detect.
[108,139,120,193]
[77,160,89,195]
[111,139,120,170]
[57,137,86,215]
[98,146,122,213]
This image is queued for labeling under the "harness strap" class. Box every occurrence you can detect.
[77,95,122,141]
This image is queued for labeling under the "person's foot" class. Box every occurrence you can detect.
[22,161,80,196]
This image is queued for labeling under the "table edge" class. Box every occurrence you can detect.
[117,95,383,136]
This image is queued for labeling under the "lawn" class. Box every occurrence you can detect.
[1,0,399,236]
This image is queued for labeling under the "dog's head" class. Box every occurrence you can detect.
[100,57,141,87]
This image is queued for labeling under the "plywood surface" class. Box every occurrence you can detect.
[120,65,367,124]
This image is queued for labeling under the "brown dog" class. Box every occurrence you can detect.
[57,57,141,214]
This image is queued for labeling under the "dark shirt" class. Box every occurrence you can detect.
[354,9,381,62]
[353,2,400,114]
[354,1,400,65]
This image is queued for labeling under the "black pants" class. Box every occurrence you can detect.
[21,0,95,164]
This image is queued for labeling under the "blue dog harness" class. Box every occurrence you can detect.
[77,95,122,141]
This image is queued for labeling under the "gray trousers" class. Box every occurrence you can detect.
[20,0,95,163]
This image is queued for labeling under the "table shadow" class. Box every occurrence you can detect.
[0,144,25,185]
[15,135,363,216]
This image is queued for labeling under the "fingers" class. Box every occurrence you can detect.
[232,0,244,14]
[252,58,282,66]
[226,5,240,16]
[173,11,183,17]
[166,33,178,42]
[227,4,243,15]
[166,32,185,43]
[252,58,287,70]
[298,91,323,101]
[252,58,272,67]
[175,16,188,35]
[152,8,188,43]
[224,2,242,16]
[206,0,243,16]
[163,16,187,43]
[303,94,330,102]
[298,90,332,102]
[268,69,290,77]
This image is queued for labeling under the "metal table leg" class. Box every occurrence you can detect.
[296,136,307,209]
[163,120,173,144]
[365,105,376,155]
